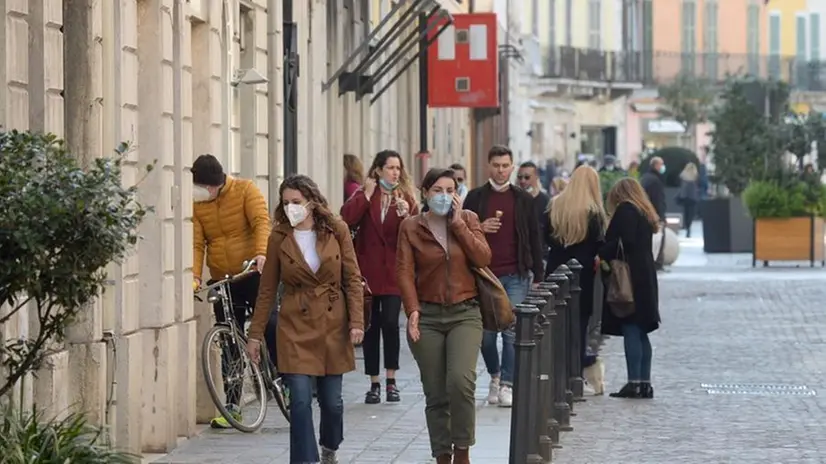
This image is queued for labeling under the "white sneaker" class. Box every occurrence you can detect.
[487,378,500,405]
[498,385,513,408]
[583,381,596,396]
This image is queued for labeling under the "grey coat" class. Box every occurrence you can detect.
[679,179,699,203]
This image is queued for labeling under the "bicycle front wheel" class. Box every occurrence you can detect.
[201,324,268,432]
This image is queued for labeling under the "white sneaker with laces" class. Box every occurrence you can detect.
[498,385,513,408]
[487,378,500,405]
[320,447,338,464]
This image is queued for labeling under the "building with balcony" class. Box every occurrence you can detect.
[627,0,826,159]
[520,0,644,170]
[1,0,470,458]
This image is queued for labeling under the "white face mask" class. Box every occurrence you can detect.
[285,203,309,227]
[193,186,212,203]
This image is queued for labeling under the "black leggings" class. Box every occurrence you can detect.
[363,295,402,376]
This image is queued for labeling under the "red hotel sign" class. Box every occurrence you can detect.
[427,13,499,108]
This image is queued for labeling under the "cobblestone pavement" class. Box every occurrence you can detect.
[153,226,826,463]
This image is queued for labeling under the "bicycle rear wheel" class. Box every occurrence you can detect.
[201,324,267,432]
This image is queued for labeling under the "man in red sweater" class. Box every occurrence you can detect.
[463,145,545,407]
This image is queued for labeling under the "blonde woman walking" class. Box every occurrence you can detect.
[676,162,699,237]
[543,165,607,395]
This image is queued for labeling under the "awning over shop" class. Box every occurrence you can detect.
[322,0,453,105]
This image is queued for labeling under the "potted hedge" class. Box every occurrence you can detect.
[743,178,826,267]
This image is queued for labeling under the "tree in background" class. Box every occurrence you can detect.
[658,73,715,151]
[707,78,785,195]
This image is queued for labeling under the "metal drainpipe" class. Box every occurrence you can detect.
[267,0,282,204]
[221,0,233,171]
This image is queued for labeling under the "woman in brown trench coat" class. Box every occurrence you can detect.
[247,174,365,464]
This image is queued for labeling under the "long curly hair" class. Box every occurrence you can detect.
[367,150,416,200]
[606,177,660,233]
[549,165,606,246]
[273,174,337,238]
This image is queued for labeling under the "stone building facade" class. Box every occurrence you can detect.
[0,0,472,456]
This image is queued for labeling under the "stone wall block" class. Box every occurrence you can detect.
[194,299,218,423]
[33,350,69,420]
[115,331,143,454]
[140,325,178,453]
[175,319,197,437]
[67,341,107,425]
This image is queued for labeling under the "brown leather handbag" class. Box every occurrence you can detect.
[472,266,515,332]
[361,276,373,330]
[606,239,635,318]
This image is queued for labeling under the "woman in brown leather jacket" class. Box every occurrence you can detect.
[396,168,492,464]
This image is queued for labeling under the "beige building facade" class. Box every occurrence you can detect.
[0,0,471,456]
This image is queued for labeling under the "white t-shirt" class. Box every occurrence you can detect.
[293,229,320,273]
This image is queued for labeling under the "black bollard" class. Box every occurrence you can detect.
[559,265,576,413]
[537,282,562,448]
[545,269,573,432]
[525,290,555,462]
[566,259,585,402]
[509,303,542,464]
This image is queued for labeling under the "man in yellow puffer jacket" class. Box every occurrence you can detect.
[191,154,272,428]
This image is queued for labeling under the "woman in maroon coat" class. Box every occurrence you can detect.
[341,149,419,404]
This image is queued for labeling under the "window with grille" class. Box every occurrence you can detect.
[769,12,781,79]
[704,0,718,80]
[747,2,760,76]
[681,0,697,75]
[588,0,601,50]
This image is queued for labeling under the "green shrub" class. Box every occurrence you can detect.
[743,179,826,218]
[598,170,628,201]
[0,404,139,463]
[640,146,701,187]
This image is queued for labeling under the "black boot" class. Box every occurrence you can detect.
[640,383,654,399]
[609,382,642,398]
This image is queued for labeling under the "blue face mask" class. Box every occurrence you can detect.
[379,178,398,191]
[658,165,666,175]
[457,183,468,196]
[427,193,453,216]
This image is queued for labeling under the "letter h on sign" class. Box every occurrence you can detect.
[426,13,499,108]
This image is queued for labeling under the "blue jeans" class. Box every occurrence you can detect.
[283,374,344,464]
[621,323,652,382]
[480,274,530,386]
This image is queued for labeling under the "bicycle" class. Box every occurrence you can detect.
[195,260,290,433]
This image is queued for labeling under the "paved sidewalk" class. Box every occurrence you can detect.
[154,226,826,463]
[152,339,513,464]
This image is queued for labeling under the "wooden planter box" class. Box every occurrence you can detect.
[752,216,826,267]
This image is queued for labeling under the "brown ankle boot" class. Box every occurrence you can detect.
[453,446,470,464]
[435,453,452,464]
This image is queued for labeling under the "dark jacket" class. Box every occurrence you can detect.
[544,211,604,320]
[463,183,544,283]
[598,202,660,336]
[678,179,699,203]
[640,171,666,220]
[340,188,419,296]
[533,190,551,248]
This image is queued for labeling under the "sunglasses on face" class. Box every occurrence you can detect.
[517,175,532,180]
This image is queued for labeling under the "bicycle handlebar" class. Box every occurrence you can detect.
[194,259,258,295]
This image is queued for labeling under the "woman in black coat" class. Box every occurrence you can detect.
[599,178,661,399]
[543,165,607,395]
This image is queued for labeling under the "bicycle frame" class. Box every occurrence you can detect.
[196,260,257,347]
